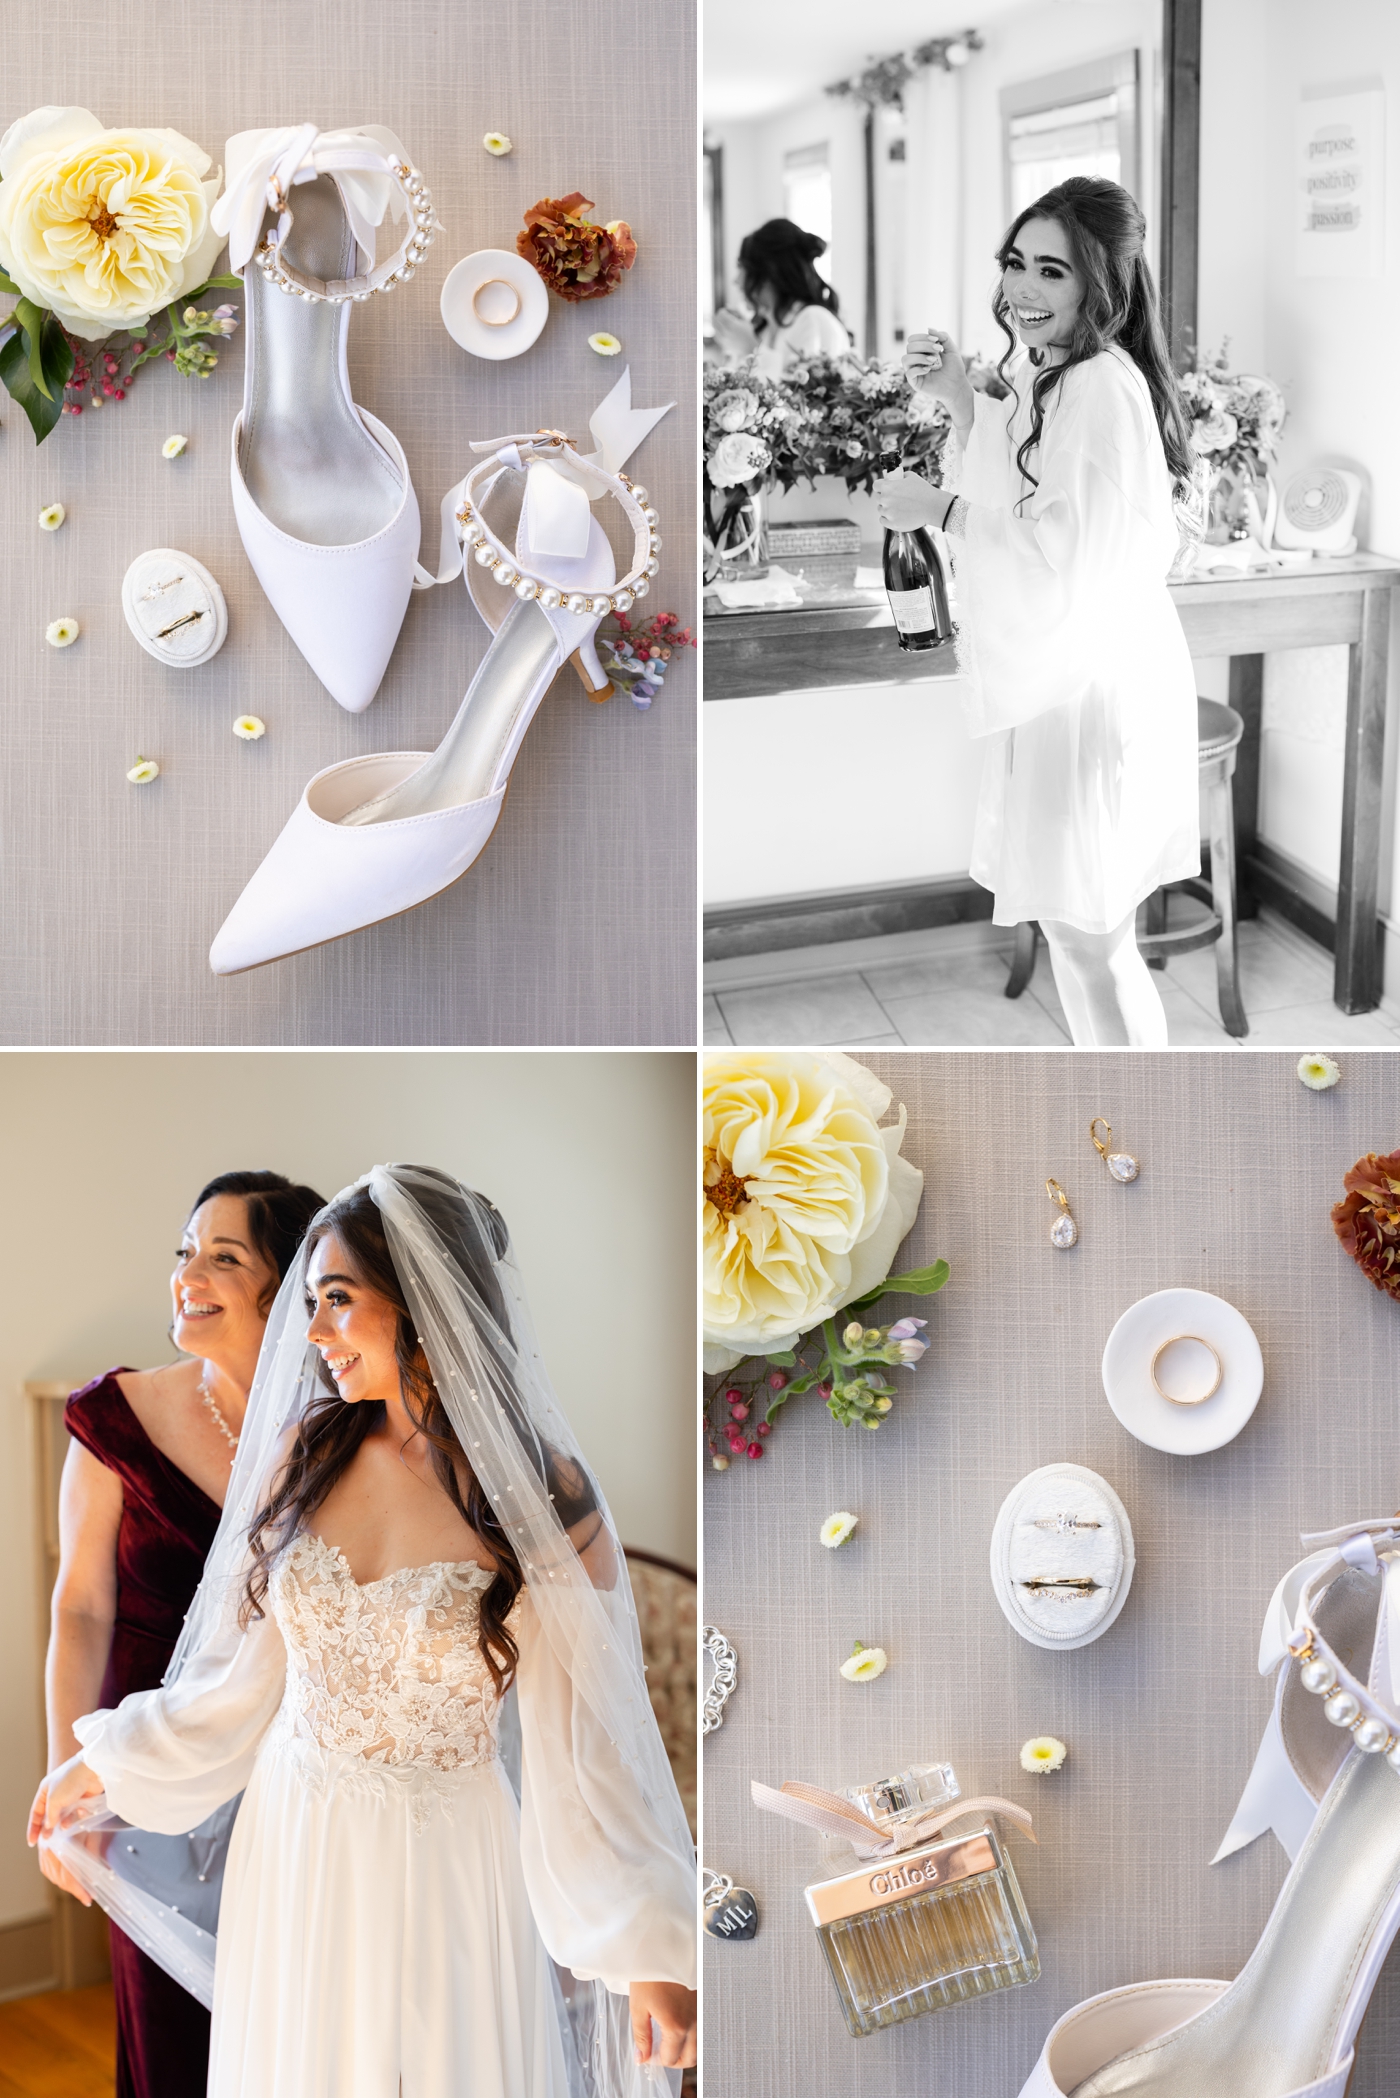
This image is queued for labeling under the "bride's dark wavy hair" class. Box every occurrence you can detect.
[242,1170,596,1693]
[993,176,1194,502]
[738,217,846,331]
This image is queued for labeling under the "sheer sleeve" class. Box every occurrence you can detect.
[73,1612,287,1835]
[515,1592,696,1995]
[946,353,1180,734]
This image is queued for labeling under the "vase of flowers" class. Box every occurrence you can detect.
[702,361,803,579]
[1180,344,1287,546]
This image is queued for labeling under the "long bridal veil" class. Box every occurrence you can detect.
[54,1164,694,2096]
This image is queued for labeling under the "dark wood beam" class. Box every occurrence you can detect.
[1160,0,1202,371]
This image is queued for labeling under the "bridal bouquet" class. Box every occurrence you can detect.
[703,1051,948,1469]
[702,358,805,572]
[0,106,239,440]
[1180,343,1287,540]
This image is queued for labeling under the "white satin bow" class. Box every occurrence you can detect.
[212,124,412,273]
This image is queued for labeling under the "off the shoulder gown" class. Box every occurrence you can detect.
[73,1530,695,2098]
[65,1370,220,2098]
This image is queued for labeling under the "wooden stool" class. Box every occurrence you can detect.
[1004,698,1249,1038]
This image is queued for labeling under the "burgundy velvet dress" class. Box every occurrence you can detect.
[65,1370,223,2098]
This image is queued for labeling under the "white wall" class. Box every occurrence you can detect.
[1198,0,1400,999]
[0,1050,696,1928]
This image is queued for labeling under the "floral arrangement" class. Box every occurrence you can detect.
[703,359,805,491]
[1332,1149,1400,1302]
[703,1051,947,1468]
[596,611,693,709]
[1180,342,1287,541]
[0,107,238,441]
[517,193,636,302]
[776,353,951,497]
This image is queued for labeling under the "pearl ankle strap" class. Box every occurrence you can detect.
[215,124,438,304]
[453,432,662,616]
[1287,1525,1400,1770]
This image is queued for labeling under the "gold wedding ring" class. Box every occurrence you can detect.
[472,276,521,327]
[1150,1334,1223,1406]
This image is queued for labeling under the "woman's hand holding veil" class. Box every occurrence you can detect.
[28,1751,106,1900]
[629,1979,698,2069]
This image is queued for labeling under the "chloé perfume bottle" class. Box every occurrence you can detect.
[805,1763,1040,2038]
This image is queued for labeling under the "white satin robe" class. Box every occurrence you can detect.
[948,345,1200,933]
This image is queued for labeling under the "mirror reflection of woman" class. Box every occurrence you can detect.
[41,1170,325,2098]
[877,177,1200,1047]
[33,1168,697,2096]
[712,217,851,377]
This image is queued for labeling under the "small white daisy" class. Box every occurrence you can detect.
[1297,1052,1340,1091]
[126,757,160,784]
[162,434,188,459]
[839,1642,887,1683]
[232,715,266,741]
[1020,1736,1068,1775]
[820,1512,858,1549]
[483,132,513,156]
[46,617,79,648]
[588,332,623,356]
[39,503,66,532]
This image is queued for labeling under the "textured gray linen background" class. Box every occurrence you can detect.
[703,1049,1400,2097]
[0,0,694,1045]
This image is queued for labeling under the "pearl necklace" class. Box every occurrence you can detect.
[199,1378,240,1457]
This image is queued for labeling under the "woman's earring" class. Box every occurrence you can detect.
[1089,1118,1139,1184]
[1045,1179,1078,1248]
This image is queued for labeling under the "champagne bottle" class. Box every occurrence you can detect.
[883,523,952,653]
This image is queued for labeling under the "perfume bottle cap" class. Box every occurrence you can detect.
[844,1762,960,1829]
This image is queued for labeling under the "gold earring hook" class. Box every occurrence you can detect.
[1089,1118,1112,1158]
[1045,1178,1071,1212]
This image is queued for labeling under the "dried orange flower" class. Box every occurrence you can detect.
[1332,1149,1400,1301]
[516,192,637,303]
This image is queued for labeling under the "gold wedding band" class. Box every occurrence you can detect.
[1150,1334,1223,1406]
[472,277,521,326]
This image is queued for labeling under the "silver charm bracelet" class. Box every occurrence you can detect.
[702,1624,738,1735]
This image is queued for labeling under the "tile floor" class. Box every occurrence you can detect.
[704,908,1400,1049]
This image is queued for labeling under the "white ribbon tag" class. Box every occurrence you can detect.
[522,460,591,560]
[580,367,674,477]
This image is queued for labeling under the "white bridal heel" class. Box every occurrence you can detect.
[207,429,661,973]
[1018,1518,1400,2098]
[210,125,438,712]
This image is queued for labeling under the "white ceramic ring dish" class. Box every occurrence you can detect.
[440,248,548,360]
[1101,1287,1264,1455]
[121,549,228,668]
[990,1463,1135,1651]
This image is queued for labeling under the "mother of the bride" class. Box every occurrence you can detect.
[41,1169,324,2098]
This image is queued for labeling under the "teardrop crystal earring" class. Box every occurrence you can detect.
[1089,1118,1139,1183]
[1045,1179,1078,1248]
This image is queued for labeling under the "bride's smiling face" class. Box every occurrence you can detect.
[305,1230,404,1406]
[1001,215,1085,349]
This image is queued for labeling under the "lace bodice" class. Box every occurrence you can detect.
[269,1532,517,1776]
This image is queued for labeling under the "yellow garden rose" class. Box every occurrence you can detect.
[0,107,224,339]
[703,1051,924,1375]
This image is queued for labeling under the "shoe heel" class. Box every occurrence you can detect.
[571,641,612,701]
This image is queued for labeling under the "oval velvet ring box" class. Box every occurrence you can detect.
[122,548,228,668]
[990,1463,1135,1651]
[440,248,548,361]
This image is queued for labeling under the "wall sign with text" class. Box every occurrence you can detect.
[1296,90,1386,279]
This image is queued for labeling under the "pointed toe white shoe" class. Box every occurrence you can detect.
[208,430,659,972]
[211,125,439,711]
[1019,1518,1400,2098]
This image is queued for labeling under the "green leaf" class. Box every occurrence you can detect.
[0,266,21,296]
[764,1349,797,1367]
[185,274,242,296]
[882,1260,950,1296]
[10,298,72,405]
[0,326,66,442]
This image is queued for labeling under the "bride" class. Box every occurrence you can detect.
[877,175,1201,1047]
[31,1165,696,2097]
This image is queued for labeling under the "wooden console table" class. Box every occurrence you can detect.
[704,550,1400,1015]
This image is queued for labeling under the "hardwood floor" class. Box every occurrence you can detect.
[0,1985,115,2097]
